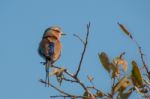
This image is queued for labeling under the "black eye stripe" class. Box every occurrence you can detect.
[52,29,60,33]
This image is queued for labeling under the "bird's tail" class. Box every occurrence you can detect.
[45,60,52,87]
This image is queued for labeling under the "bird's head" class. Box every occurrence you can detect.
[43,26,63,40]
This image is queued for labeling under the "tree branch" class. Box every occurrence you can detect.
[132,39,150,77]
[50,95,91,99]
[138,46,150,76]
[73,34,85,45]
[74,22,91,77]
[62,77,77,83]
[39,79,76,97]
[51,64,89,92]
[40,79,93,99]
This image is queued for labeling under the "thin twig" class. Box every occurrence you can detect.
[87,86,108,97]
[74,22,91,77]
[76,77,88,92]
[132,39,150,77]
[39,79,75,97]
[52,64,88,92]
[50,95,95,99]
[62,77,77,83]
[138,46,149,75]
[118,23,149,76]
[52,64,74,77]
[119,52,125,59]
[50,95,83,99]
[110,78,116,99]
[73,34,85,45]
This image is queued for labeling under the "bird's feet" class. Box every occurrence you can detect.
[40,62,46,65]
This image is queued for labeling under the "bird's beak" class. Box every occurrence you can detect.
[61,33,67,36]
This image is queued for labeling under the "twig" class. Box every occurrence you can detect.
[138,46,149,75]
[39,79,76,97]
[50,95,96,99]
[118,23,149,76]
[52,64,89,92]
[119,52,125,59]
[74,22,91,77]
[132,38,150,77]
[62,77,77,83]
[39,77,94,99]
[73,34,85,45]
[50,95,83,99]
[52,64,74,77]
[110,78,116,99]
[87,86,108,97]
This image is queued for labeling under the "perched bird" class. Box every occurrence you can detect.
[38,26,62,86]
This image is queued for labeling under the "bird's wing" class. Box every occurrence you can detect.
[53,40,62,62]
[38,38,50,58]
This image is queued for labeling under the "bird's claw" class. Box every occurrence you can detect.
[40,62,46,65]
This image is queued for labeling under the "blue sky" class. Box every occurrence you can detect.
[0,0,150,99]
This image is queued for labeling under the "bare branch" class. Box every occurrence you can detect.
[119,52,125,59]
[132,37,150,77]
[111,78,116,99]
[50,95,83,99]
[51,64,89,92]
[74,22,91,77]
[50,95,96,99]
[40,79,93,99]
[87,86,108,97]
[62,77,77,83]
[73,34,85,45]
[39,79,75,97]
[138,46,150,76]
[51,64,74,77]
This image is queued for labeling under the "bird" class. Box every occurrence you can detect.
[38,26,62,86]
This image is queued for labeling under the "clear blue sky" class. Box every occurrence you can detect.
[0,0,150,99]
